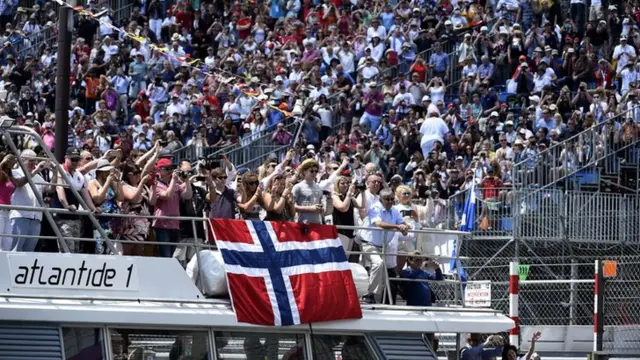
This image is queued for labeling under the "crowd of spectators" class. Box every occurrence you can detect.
[0,0,640,320]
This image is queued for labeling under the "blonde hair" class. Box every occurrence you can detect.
[333,176,350,194]
[395,185,412,201]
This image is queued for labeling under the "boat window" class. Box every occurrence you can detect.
[214,332,306,359]
[109,328,209,360]
[309,335,376,360]
[62,327,105,360]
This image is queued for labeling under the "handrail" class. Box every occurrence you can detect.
[512,105,640,190]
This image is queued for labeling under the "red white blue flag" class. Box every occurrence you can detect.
[208,219,363,326]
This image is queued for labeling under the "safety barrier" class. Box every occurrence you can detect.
[13,24,57,60]
[170,118,300,165]
[511,106,640,191]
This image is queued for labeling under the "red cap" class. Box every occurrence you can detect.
[156,158,172,169]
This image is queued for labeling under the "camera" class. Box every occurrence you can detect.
[179,170,192,178]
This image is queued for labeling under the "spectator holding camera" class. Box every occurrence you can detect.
[152,158,193,257]
[398,251,443,306]
[461,333,504,360]
[88,160,124,254]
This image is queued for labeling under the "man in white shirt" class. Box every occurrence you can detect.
[359,57,380,80]
[338,43,356,75]
[618,63,638,96]
[392,83,415,117]
[9,150,56,252]
[613,36,637,73]
[419,111,449,157]
[166,93,188,119]
[421,96,440,117]
[367,18,387,43]
[532,60,557,92]
[361,188,409,304]
[101,36,119,62]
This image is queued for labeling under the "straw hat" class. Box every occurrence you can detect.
[298,159,320,173]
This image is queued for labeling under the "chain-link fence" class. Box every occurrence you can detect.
[602,258,640,354]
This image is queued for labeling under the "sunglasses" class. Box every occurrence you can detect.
[402,192,411,196]
[381,197,395,202]
[309,169,318,174]
[70,158,80,162]
[217,176,228,180]
[246,181,259,186]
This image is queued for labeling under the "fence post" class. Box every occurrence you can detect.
[509,261,519,346]
[594,260,604,353]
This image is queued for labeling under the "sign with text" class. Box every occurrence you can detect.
[464,281,492,308]
[0,252,204,301]
[8,254,139,291]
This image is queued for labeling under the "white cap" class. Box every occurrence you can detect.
[306,144,315,150]
[26,112,33,116]
[445,20,452,25]
[275,75,283,82]
[505,120,514,126]
[529,95,540,103]
[480,26,488,32]
[422,95,431,102]
[490,111,499,117]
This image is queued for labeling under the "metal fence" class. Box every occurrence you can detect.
[446,186,640,245]
[601,258,640,354]
[13,24,57,59]
[171,120,300,165]
[512,106,640,191]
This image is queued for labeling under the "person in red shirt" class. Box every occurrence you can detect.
[174,2,193,31]
[410,57,427,82]
[594,59,614,90]
[236,12,252,40]
[198,87,222,117]
[131,90,151,120]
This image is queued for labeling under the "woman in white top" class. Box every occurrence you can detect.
[367,35,386,63]
[393,185,419,272]
[426,77,446,105]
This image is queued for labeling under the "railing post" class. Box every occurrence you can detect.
[509,261,520,346]
[594,259,604,353]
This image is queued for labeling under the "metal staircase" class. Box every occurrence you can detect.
[512,106,640,195]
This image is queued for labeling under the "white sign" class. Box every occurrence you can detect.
[0,252,205,301]
[8,254,139,291]
[465,281,492,308]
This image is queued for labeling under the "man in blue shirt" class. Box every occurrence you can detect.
[399,251,443,306]
[429,43,449,79]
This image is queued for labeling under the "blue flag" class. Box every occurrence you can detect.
[450,184,476,282]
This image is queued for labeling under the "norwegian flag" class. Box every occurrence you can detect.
[208,219,363,326]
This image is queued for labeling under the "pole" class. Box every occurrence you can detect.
[54,0,74,162]
[509,261,520,347]
[594,260,604,353]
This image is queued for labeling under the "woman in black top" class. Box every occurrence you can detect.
[332,176,360,263]
[262,174,295,222]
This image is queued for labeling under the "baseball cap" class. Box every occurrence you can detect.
[422,95,431,102]
[155,158,173,169]
[490,111,499,117]
[65,147,81,159]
